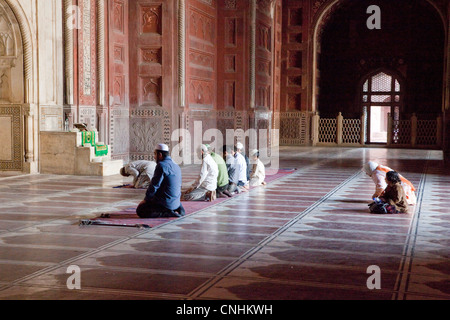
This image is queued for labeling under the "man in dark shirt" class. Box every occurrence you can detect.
[136,144,185,218]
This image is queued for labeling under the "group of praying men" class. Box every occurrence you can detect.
[120,143,266,218]
[184,143,267,201]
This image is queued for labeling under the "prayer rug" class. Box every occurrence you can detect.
[113,184,146,189]
[81,131,109,157]
[80,168,296,229]
[95,144,109,157]
[81,131,96,147]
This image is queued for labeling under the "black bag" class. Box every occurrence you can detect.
[368,201,388,214]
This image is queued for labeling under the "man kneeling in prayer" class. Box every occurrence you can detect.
[183,144,219,202]
[136,144,185,218]
[120,160,157,189]
[249,149,266,187]
[364,161,416,206]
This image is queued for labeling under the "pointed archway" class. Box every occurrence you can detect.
[312,0,446,153]
[0,0,28,172]
[311,0,447,120]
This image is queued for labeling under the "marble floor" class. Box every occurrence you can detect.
[0,147,448,300]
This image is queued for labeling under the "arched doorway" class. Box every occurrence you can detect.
[313,0,446,148]
[0,0,25,172]
[361,70,403,144]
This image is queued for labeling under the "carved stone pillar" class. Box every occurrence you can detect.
[96,106,108,144]
[64,0,75,130]
[23,104,34,163]
[249,0,257,110]
[97,0,107,142]
[178,0,186,107]
[64,0,74,105]
[97,0,105,107]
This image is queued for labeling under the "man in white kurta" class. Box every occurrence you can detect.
[120,160,157,189]
[234,148,248,191]
[364,161,417,205]
[183,145,219,201]
[249,149,266,187]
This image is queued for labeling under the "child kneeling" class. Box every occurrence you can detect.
[369,171,409,214]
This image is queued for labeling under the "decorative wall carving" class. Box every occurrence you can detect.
[224,81,235,108]
[224,0,236,9]
[287,93,302,110]
[0,1,26,172]
[109,0,129,161]
[225,17,236,46]
[257,23,271,51]
[141,47,162,64]
[130,118,162,153]
[113,0,124,33]
[189,8,214,44]
[189,79,214,107]
[114,45,124,62]
[111,116,129,156]
[225,54,236,73]
[188,49,214,70]
[113,75,123,105]
[0,105,22,170]
[288,50,302,69]
[0,2,21,104]
[140,76,162,106]
[288,75,302,87]
[82,0,92,96]
[288,7,303,26]
[257,0,271,17]
[79,106,96,129]
[130,108,171,160]
[141,4,161,34]
[312,0,328,14]
[280,111,310,145]
[78,0,97,107]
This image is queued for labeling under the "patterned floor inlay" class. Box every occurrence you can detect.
[0,147,448,300]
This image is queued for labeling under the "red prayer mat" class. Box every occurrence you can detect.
[80,169,296,229]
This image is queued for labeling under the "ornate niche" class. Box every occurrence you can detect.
[0,1,24,171]
[0,2,23,104]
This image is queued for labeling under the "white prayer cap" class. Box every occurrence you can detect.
[364,161,379,176]
[236,142,244,150]
[250,149,259,157]
[201,144,210,153]
[156,143,169,152]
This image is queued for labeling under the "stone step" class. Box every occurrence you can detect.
[40,131,123,176]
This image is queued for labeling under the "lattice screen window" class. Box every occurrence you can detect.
[343,119,361,144]
[362,71,403,144]
[417,120,437,145]
[392,120,411,145]
[371,72,392,92]
[319,118,337,143]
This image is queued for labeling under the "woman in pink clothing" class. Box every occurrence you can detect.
[363,161,417,206]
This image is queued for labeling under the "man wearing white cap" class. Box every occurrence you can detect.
[363,161,416,205]
[236,142,251,182]
[234,144,249,191]
[136,144,185,218]
[183,144,219,201]
[249,149,266,187]
[120,160,157,189]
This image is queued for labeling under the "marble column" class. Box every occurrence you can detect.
[64,0,76,129]
[96,0,108,143]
